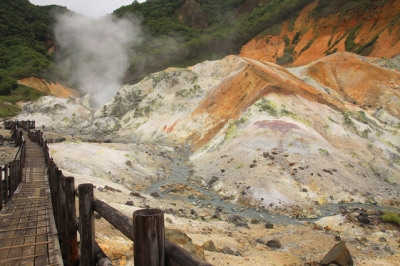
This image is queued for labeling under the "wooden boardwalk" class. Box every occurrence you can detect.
[0,133,63,265]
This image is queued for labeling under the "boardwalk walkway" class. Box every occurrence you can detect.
[0,131,62,265]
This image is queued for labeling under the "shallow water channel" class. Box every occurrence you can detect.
[146,155,392,225]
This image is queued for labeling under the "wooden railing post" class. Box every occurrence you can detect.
[0,166,2,210]
[8,162,13,196]
[65,177,79,265]
[58,175,68,260]
[79,183,95,265]
[55,169,62,233]
[4,164,8,203]
[133,209,165,266]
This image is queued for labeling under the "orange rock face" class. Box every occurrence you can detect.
[186,56,344,150]
[240,0,400,66]
[303,52,400,119]
[17,77,80,98]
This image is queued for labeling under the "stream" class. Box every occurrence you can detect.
[146,154,393,225]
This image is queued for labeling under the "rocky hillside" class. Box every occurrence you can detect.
[17,52,400,213]
[240,0,400,66]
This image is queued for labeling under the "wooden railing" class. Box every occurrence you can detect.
[0,121,26,211]
[23,122,212,266]
[4,119,35,130]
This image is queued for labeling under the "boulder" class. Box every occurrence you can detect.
[228,215,248,227]
[265,222,274,229]
[166,228,205,260]
[320,241,354,266]
[221,246,234,255]
[202,240,217,252]
[125,201,134,206]
[209,176,219,186]
[251,218,260,224]
[266,239,281,248]
[151,192,160,198]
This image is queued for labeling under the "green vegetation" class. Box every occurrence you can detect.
[281,108,310,125]
[175,84,201,98]
[382,212,400,225]
[255,98,277,116]
[310,0,389,19]
[318,148,329,156]
[114,0,316,83]
[0,84,46,117]
[345,24,363,51]
[225,123,238,141]
[0,0,67,94]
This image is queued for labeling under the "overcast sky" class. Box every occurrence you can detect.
[30,0,146,18]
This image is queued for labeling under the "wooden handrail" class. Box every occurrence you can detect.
[1,121,26,210]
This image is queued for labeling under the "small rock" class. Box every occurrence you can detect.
[130,192,145,199]
[209,176,219,186]
[165,217,172,224]
[335,236,341,241]
[266,239,281,248]
[221,169,225,173]
[265,222,274,229]
[251,218,260,224]
[228,215,248,227]
[235,251,241,256]
[255,238,265,244]
[190,209,198,216]
[125,201,134,206]
[216,206,224,212]
[151,192,160,198]
[250,164,256,168]
[357,215,370,225]
[98,187,104,192]
[379,237,387,242]
[221,246,234,255]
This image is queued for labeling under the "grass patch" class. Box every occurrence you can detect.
[345,24,364,51]
[281,109,310,126]
[255,98,278,116]
[318,148,330,156]
[235,163,244,169]
[0,85,47,117]
[382,212,400,225]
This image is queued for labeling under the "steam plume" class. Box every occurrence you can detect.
[55,12,142,108]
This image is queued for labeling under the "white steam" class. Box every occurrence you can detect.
[55,13,142,108]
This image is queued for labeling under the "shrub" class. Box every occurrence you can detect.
[382,212,400,225]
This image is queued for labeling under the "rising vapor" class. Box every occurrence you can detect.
[55,12,142,108]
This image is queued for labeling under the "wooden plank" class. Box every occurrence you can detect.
[6,215,27,265]
[0,232,48,240]
[0,218,49,227]
[0,241,51,250]
[0,253,47,263]
[0,224,49,233]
